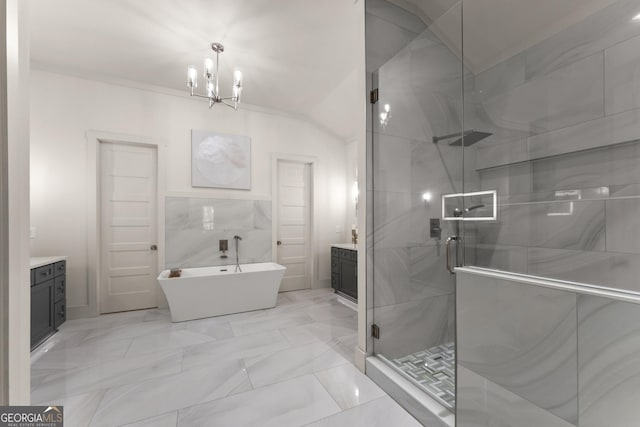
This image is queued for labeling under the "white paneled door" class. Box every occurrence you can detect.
[100,142,158,313]
[277,160,311,292]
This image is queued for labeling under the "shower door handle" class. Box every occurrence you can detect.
[445,236,458,275]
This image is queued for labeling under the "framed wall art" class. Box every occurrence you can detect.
[191,129,251,190]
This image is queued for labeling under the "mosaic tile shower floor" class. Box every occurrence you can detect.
[391,342,455,409]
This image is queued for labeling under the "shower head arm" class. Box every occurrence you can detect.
[432,130,475,144]
[465,204,485,213]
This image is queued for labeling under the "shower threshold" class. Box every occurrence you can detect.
[382,342,455,410]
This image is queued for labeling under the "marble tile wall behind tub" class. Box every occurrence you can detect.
[165,197,271,268]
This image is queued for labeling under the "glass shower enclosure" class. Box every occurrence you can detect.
[368,0,465,411]
[368,0,640,425]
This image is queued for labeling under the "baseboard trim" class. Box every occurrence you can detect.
[354,346,368,371]
[67,304,98,320]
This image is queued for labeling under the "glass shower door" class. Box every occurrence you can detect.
[368,0,464,411]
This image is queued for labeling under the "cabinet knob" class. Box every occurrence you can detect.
[150,244,158,251]
[277,241,282,246]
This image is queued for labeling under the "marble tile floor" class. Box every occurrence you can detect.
[31,289,421,427]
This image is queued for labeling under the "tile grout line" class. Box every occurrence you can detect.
[240,358,255,390]
[172,373,336,426]
[310,372,346,416]
[300,395,390,427]
[85,389,109,427]
[118,408,180,427]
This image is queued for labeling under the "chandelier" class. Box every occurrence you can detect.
[187,42,243,110]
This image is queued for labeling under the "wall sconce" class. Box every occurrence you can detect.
[422,192,432,204]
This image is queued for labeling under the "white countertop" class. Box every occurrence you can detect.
[331,243,358,251]
[30,256,68,269]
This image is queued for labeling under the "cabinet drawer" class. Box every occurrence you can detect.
[331,247,340,258]
[339,248,357,261]
[34,264,55,285]
[54,300,66,329]
[54,261,66,277]
[54,276,65,302]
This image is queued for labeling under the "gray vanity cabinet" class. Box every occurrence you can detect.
[31,260,66,349]
[331,247,357,300]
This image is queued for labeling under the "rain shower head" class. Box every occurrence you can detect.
[432,130,493,147]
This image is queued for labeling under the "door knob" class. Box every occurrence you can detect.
[277,241,282,246]
[150,244,158,251]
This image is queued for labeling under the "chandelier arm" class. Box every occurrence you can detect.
[190,93,212,100]
[220,99,238,110]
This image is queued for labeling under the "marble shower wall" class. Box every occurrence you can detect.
[165,197,271,268]
[457,269,640,427]
[466,0,640,294]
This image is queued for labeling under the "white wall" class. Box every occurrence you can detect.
[30,70,349,318]
[345,140,358,242]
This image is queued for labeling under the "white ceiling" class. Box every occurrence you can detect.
[29,0,364,140]
[29,0,622,139]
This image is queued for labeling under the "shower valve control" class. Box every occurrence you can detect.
[430,218,442,240]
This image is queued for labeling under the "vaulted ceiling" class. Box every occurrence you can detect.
[29,0,364,140]
[29,0,623,140]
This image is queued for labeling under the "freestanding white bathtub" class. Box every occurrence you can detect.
[157,262,286,322]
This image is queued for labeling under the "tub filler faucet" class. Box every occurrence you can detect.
[233,235,242,272]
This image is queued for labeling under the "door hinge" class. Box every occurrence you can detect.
[371,324,380,339]
[370,88,379,104]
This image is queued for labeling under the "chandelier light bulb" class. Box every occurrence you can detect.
[233,70,243,102]
[187,66,198,88]
[203,58,214,80]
